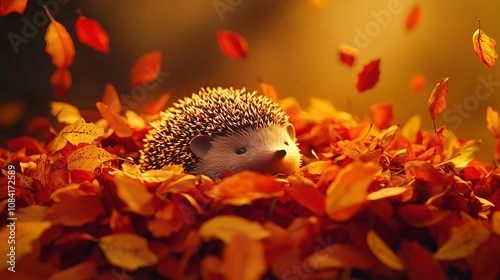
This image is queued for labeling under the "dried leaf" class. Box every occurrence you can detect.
[366,230,404,271]
[199,215,270,243]
[356,59,381,93]
[325,162,380,221]
[45,192,104,226]
[405,4,421,31]
[472,23,498,70]
[0,0,28,16]
[114,173,155,216]
[96,101,131,137]
[223,233,266,280]
[44,6,75,70]
[52,118,105,153]
[99,233,158,270]
[370,102,393,129]
[216,29,248,59]
[339,44,358,67]
[427,77,449,120]
[67,145,115,171]
[75,11,110,53]
[50,69,72,98]
[130,50,162,87]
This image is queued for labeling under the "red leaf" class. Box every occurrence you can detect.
[405,4,421,31]
[287,176,325,216]
[216,29,248,59]
[411,73,426,92]
[45,192,104,226]
[370,102,393,130]
[50,69,72,98]
[399,241,446,280]
[0,0,27,16]
[130,50,162,87]
[339,44,358,67]
[146,92,171,115]
[75,11,110,53]
[397,204,446,227]
[356,59,381,92]
[427,77,449,120]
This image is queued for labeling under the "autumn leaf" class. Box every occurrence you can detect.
[427,77,449,120]
[51,118,105,153]
[102,83,121,114]
[399,241,446,280]
[493,211,500,235]
[50,102,82,124]
[356,59,381,93]
[472,21,499,70]
[145,92,171,115]
[50,69,72,98]
[67,145,116,171]
[397,204,446,227]
[404,160,451,185]
[45,192,104,226]
[304,244,376,270]
[44,6,75,70]
[405,4,421,31]
[370,102,393,129]
[339,44,358,67]
[199,215,270,243]
[486,106,500,138]
[325,162,381,221]
[48,262,97,280]
[130,50,162,87]
[366,186,411,201]
[99,233,158,270]
[96,101,132,138]
[258,79,279,101]
[223,233,267,280]
[114,173,155,216]
[287,176,325,216]
[0,0,27,16]
[411,73,426,92]
[367,230,404,271]
[75,11,110,53]
[216,29,248,59]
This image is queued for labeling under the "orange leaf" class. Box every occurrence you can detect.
[45,192,104,226]
[411,73,426,92]
[366,230,404,271]
[99,233,158,270]
[130,50,162,87]
[397,204,446,227]
[472,22,499,70]
[325,162,380,221]
[0,0,27,16]
[44,6,75,70]
[356,59,381,93]
[216,29,248,59]
[258,80,279,101]
[486,106,500,138]
[96,101,132,137]
[146,92,171,115]
[287,176,325,216]
[48,262,97,280]
[102,83,121,114]
[304,244,376,270]
[75,11,110,53]
[339,44,358,67]
[370,102,393,130]
[114,174,155,216]
[404,160,451,185]
[199,215,270,243]
[399,241,446,280]
[427,77,449,120]
[223,233,267,280]
[50,69,72,98]
[405,4,421,31]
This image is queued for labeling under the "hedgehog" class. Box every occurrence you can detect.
[139,87,301,179]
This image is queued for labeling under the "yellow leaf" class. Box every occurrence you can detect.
[434,215,491,261]
[223,233,267,280]
[486,106,500,138]
[325,162,380,221]
[114,174,155,216]
[52,118,105,153]
[199,215,270,244]
[472,25,499,70]
[125,110,146,129]
[96,101,132,138]
[366,230,404,271]
[102,83,121,114]
[401,114,421,142]
[50,102,82,124]
[43,6,75,70]
[493,211,500,235]
[67,145,115,171]
[366,187,411,201]
[99,233,158,271]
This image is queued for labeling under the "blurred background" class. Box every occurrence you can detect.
[1,0,500,162]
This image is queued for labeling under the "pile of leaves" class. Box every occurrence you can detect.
[1,83,500,279]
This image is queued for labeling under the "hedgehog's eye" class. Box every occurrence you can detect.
[236,147,246,155]
[284,141,289,146]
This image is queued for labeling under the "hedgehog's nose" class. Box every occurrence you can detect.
[275,149,287,158]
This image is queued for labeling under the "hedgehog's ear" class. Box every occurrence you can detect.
[190,135,214,159]
[286,124,296,139]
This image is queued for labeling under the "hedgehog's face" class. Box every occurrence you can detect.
[189,124,301,179]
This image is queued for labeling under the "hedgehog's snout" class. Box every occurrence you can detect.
[275,149,287,158]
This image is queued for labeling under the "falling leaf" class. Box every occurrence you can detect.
[52,119,105,153]
[0,0,27,16]
[325,162,381,221]
[258,79,279,101]
[434,215,491,260]
[75,11,110,53]
[427,77,449,120]
[50,102,82,124]
[114,173,155,216]
[339,44,358,67]
[99,233,158,271]
[102,83,121,114]
[50,69,72,98]
[145,92,171,115]
[45,192,104,226]
[0,100,25,129]
[307,0,330,11]
[44,6,75,70]
[405,4,421,31]
[67,145,116,171]
[370,102,393,129]
[411,73,426,92]
[216,29,248,59]
[130,50,162,87]
[486,106,500,138]
[367,230,404,271]
[472,21,498,70]
[223,233,267,280]
[356,59,381,92]
[96,102,132,137]
[199,215,270,243]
